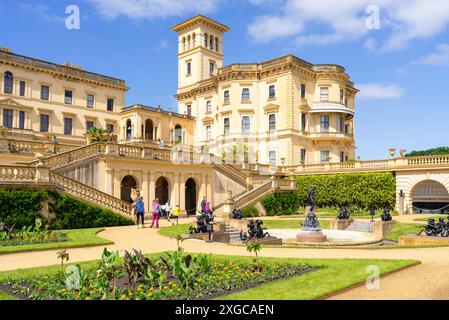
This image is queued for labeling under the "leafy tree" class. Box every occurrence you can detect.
[405,147,449,157]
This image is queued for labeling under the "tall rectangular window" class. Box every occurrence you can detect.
[107,98,114,112]
[268,113,276,131]
[300,84,306,99]
[340,151,345,163]
[19,111,25,129]
[86,120,94,131]
[2,109,13,128]
[40,114,49,132]
[223,118,230,136]
[301,113,306,131]
[64,90,73,104]
[320,87,329,101]
[224,90,230,103]
[338,116,345,133]
[320,115,329,132]
[241,116,250,134]
[64,118,73,135]
[209,62,215,76]
[269,85,276,99]
[40,85,49,100]
[206,101,211,114]
[300,149,306,164]
[206,125,212,140]
[242,88,250,101]
[186,62,192,75]
[19,81,26,97]
[269,151,276,168]
[86,95,94,108]
[340,89,345,104]
[187,104,192,116]
[320,150,330,163]
[106,124,114,134]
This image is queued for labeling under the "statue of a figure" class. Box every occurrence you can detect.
[306,187,317,208]
[303,207,320,228]
[381,209,392,222]
[50,134,57,144]
[337,207,350,220]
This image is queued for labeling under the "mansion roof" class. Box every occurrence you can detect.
[0,48,127,91]
[121,104,195,120]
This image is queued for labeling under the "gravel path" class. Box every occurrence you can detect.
[0,214,448,299]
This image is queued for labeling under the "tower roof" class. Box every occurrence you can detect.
[171,15,230,33]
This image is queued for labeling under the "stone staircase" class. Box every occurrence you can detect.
[345,220,374,233]
[225,224,242,243]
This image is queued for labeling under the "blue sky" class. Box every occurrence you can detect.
[1,0,449,160]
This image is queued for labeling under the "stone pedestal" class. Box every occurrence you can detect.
[330,218,353,230]
[374,220,397,238]
[296,227,327,243]
[249,237,283,246]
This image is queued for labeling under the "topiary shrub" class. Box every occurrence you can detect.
[261,192,301,216]
[50,195,133,229]
[0,189,49,228]
[241,206,259,218]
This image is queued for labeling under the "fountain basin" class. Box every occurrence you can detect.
[269,228,383,246]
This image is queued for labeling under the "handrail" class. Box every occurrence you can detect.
[49,172,133,217]
[0,164,37,182]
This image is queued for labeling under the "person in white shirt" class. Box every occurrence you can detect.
[164,201,172,221]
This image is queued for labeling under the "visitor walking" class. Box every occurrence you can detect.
[164,201,172,221]
[158,138,165,149]
[134,196,145,228]
[201,196,207,213]
[150,198,161,228]
[172,204,180,225]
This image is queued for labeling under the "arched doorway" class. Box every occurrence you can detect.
[155,177,169,204]
[174,124,182,143]
[411,180,449,214]
[145,119,154,140]
[121,175,137,203]
[185,178,197,216]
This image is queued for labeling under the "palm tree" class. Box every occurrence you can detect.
[86,127,106,143]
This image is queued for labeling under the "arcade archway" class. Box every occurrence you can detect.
[185,178,197,215]
[155,177,169,205]
[411,180,449,214]
[121,175,137,203]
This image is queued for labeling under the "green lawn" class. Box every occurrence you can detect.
[384,223,424,242]
[219,258,418,300]
[0,290,16,300]
[414,215,448,222]
[0,253,418,300]
[0,228,112,254]
[158,223,191,238]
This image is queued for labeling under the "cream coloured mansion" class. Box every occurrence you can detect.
[1,15,447,217]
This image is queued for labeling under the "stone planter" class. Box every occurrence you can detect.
[131,188,141,202]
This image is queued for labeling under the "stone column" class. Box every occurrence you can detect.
[113,169,121,199]
[105,168,113,195]
[142,171,149,210]
[173,172,180,208]
[206,173,213,207]
[179,173,186,217]
[149,171,155,203]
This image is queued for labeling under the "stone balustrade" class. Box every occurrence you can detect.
[0,138,78,154]
[0,165,37,182]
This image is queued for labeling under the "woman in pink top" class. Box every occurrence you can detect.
[150,199,161,228]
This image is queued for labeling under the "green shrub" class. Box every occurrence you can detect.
[261,192,301,216]
[405,147,449,157]
[0,189,49,228]
[295,172,396,209]
[50,195,133,229]
[241,206,259,218]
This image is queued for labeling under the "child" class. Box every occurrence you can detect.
[172,204,180,225]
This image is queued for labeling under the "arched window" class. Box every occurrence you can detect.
[126,119,132,140]
[204,33,208,48]
[192,33,196,47]
[174,124,183,142]
[215,37,219,51]
[187,35,191,50]
[209,35,213,50]
[182,37,186,51]
[4,71,13,94]
[145,119,154,140]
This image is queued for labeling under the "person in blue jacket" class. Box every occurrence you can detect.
[134,196,145,228]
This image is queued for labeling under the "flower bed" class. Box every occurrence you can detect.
[0,219,67,247]
[5,248,312,300]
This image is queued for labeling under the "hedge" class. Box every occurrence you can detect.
[241,206,259,218]
[0,189,133,229]
[261,192,301,216]
[0,189,49,228]
[295,172,396,209]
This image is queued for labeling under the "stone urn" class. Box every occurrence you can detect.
[131,188,141,202]
[389,148,396,158]
[33,145,49,159]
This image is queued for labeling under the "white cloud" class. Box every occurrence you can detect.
[88,0,220,20]
[248,0,449,51]
[357,84,404,99]
[412,43,449,67]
